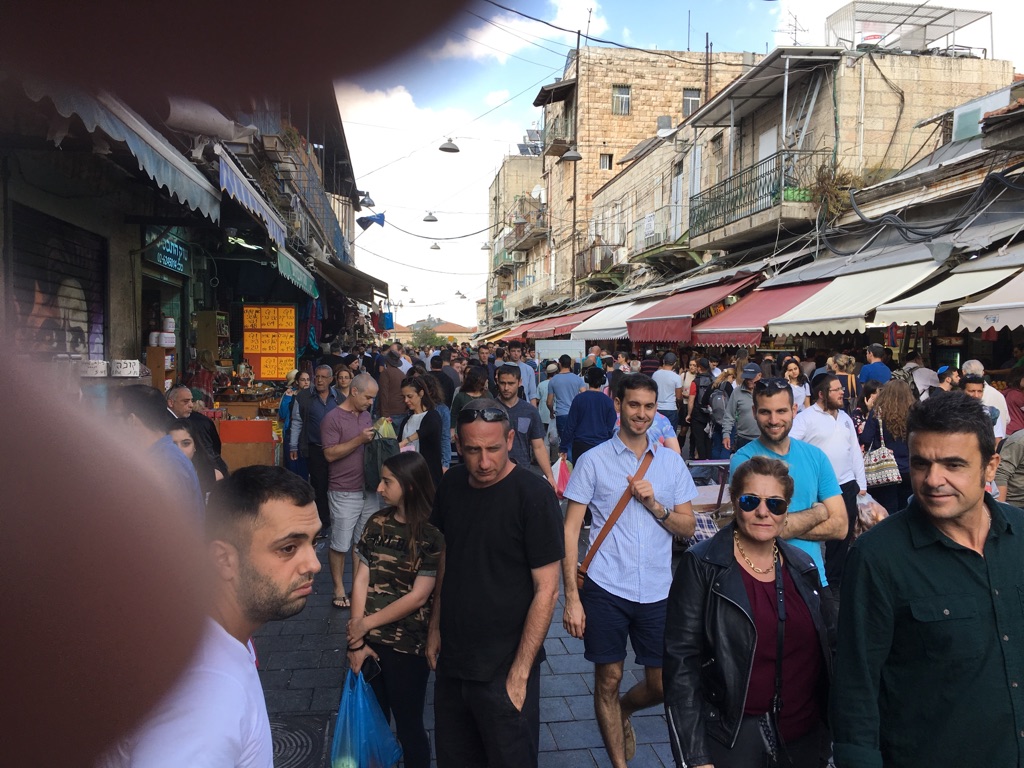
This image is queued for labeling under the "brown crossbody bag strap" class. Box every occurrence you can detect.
[576,451,655,587]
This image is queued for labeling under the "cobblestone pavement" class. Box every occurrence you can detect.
[254,533,676,768]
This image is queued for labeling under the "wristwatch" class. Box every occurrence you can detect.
[657,504,671,522]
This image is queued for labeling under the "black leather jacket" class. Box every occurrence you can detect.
[664,523,832,767]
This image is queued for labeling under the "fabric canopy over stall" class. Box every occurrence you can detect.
[690,282,829,346]
[873,267,1018,327]
[570,300,658,340]
[505,318,546,339]
[215,143,288,249]
[959,271,1024,332]
[768,262,941,336]
[625,276,758,343]
[23,79,221,221]
[276,249,319,299]
[475,327,512,343]
[527,309,601,339]
[314,259,388,304]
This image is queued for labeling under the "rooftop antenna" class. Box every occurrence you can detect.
[773,11,807,46]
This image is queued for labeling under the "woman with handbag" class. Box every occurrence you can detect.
[347,451,443,768]
[859,380,914,514]
[664,455,832,768]
[398,375,444,487]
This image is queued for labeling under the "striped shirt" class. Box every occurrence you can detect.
[564,433,697,603]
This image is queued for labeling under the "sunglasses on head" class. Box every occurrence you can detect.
[456,407,508,425]
[736,494,789,516]
[754,377,789,393]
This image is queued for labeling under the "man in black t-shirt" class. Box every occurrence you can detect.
[428,398,563,768]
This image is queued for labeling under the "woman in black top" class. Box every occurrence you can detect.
[398,375,444,487]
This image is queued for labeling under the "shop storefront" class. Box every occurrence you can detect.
[9,203,107,361]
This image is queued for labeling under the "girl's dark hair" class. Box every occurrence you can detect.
[419,372,445,408]
[585,366,606,388]
[782,356,807,385]
[857,379,881,413]
[462,366,488,394]
[729,455,795,508]
[380,451,436,563]
[400,375,435,410]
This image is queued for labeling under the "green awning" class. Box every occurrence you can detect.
[277,250,319,299]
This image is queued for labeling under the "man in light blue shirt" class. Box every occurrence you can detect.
[562,374,697,768]
[729,378,848,589]
[546,354,586,445]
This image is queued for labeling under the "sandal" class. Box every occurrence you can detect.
[332,594,350,609]
[623,717,636,761]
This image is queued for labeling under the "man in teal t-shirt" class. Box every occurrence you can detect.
[729,378,847,587]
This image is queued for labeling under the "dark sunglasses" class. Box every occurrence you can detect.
[736,494,789,516]
[754,377,789,393]
[456,407,508,425]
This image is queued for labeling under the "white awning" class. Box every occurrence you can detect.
[959,271,1024,332]
[570,299,658,340]
[768,261,941,336]
[873,268,1019,326]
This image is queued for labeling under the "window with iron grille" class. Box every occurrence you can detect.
[612,85,631,116]
[600,153,613,170]
[683,88,701,117]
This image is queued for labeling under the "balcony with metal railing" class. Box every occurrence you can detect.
[630,204,686,257]
[542,113,575,158]
[688,149,829,250]
[490,298,505,317]
[504,199,550,253]
[575,239,627,290]
[492,248,516,274]
[505,274,548,313]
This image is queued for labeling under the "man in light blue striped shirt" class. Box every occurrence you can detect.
[562,374,697,768]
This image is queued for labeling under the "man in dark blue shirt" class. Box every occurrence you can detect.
[833,391,1024,767]
[288,364,341,530]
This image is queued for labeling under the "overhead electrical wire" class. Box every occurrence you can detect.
[357,244,489,275]
[481,0,762,67]
[464,9,574,56]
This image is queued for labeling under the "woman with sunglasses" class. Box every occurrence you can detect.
[347,451,443,768]
[664,455,831,768]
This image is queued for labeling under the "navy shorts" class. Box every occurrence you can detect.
[580,576,667,668]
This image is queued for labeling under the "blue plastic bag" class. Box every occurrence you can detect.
[331,668,403,768]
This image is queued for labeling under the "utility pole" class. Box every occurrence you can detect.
[570,29,580,301]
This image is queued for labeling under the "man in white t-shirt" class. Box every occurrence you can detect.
[651,352,684,434]
[102,466,322,768]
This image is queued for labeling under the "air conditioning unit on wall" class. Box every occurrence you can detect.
[511,252,527,263]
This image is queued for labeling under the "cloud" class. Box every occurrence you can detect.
[335,82,528,326]
[622,26,634,45]
[432,0,610,64]
[484,89,511,107]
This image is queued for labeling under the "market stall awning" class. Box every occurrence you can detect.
[691,282,830,347]
[527,309,601,339]
[873,267,1019,327]
[506,318,547,339]
[625,277,759,343]
[475,327,512,343]
[276,249,319,299]
[314,259,388,304]
[215,143,287,249]
[571,300,659,340]
[768,262,942,336]
[959,271,1024,332]
[24,79,221,221]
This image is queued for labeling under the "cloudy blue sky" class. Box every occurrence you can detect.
[337,0,1018,329]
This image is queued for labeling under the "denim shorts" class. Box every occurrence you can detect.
[580,576,667,667]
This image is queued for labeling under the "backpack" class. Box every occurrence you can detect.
[892,366,921,399]
[708,387,729,426]
[695,374,714,418]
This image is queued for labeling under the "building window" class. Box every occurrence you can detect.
[683,88,701,117]
[612,85,631,115]
[600,153,613,170]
